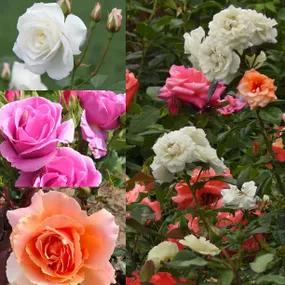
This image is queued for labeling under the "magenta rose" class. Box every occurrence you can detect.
[16,147,102,188]
[78,90,126,130]
[0,97,74,172]
[217,95,246,116]
[159,65,226,113]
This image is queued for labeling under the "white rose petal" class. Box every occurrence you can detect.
[221,181,258,210]
[147,241,179,269]
[179,235,221,256]
[13,3,87,80]
[9,62,47,90]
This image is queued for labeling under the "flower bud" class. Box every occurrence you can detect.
[91,2,102,22]
[107,8,122,33]
[57,0,72,15]
[1,62,11,81]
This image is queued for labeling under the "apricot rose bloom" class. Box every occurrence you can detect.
[237,69,277,109]
[6,191,119,285]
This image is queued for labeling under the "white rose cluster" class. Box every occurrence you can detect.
[13,3,87,80]
[221,181,258,210]
[184,5,277,83]
[150,126,225,183]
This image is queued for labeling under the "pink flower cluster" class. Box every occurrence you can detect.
[0,91,125,188]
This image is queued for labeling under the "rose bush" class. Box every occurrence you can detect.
[127,1,285,284]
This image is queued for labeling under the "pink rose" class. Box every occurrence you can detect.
[126,183,147,204]
[6,191,118,285]
[0,97,74,172]
[4,90,21,102]
[80,110,107,159]
[78,90,126,130]
[217,95,246,115]
[16,147,102,188]
[160,65,226,113]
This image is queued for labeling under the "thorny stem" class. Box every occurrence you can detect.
[256,110,285,195]
[76,34,114,88]
[70,21,96,88]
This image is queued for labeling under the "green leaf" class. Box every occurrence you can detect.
[259,107,283,125]
[257,274,285,284]
[140,260,155,282]
[90,74,108,89]
[250,253,274,273]
[218,270,234,285]
[167,257,208,269]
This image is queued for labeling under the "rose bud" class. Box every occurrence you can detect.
[57,0,72,15]
[91,2,102,22]
[107,8,122,33]
[1,62,11,81]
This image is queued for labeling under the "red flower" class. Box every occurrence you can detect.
[126,69,139,109]
[126,272,141,285]
[272,138,285,162]
[150,272,176,285]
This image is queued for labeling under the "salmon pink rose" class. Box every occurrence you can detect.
[6,191,119,285]
[141,198,161,221]
[16,147,102,188]
[159,65,226,113]
[126,70,139,109]
[237,69,277,109]
[78,90,126,131]
[0,97,74,172]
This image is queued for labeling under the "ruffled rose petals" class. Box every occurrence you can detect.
[6,191,119,285]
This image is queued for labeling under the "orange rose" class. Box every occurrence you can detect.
[126,69,139,110]
[237,69,277,109]
[6,191,119,285]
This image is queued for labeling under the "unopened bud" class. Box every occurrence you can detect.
[1,63,11,81]
[91,2,102,22]
[107,8,122,33]
[57,0,72,15]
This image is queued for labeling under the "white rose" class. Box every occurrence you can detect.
[184,27,206,69]
[9,62,47,90]
[208,5,253,52]
[152,130,195,173]
[245,9,278,46]
[221,181,258,210]
[179,235,221,256]
[13,3,87,80]
[150,157,174,183]
[199,37,240,83]
[147,241,179,269]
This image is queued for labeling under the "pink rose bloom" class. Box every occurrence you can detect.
[217,95,246,115]
[80,110,107,159]
[78,90,126,130]
[159,65,226,113]
[4,90,21,102]
[141,198,161,221]
[6,191,118,285]
[16,147,101,188]
[126,183,147,204]
[0,97,74,172]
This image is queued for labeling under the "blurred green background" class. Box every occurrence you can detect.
[0,0,126,90]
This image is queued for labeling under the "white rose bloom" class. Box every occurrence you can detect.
[151,127,225,182]
[9,62,47,90]
[13,3,87,80]
[147,241,179,269]
[245,9,278,46]
[184,27,206,69]
[198,37,240,83]
[221,181,258,210]
[208,5,253,52]
[152,130,195,173]
[179,235,221,256]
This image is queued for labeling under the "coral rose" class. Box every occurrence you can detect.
[272,138,285,162]
[6,191,118,285]
[0,97,74,172]
[126,70,139,109]
[15,147,102,188]
[141,198,161,221]
[237,69,277,109]
[159,65,226,113]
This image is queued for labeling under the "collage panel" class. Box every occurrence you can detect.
[126,1,285,284]
[0,0,126,284]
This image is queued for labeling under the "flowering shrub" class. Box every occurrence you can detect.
[127,1,285,284]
